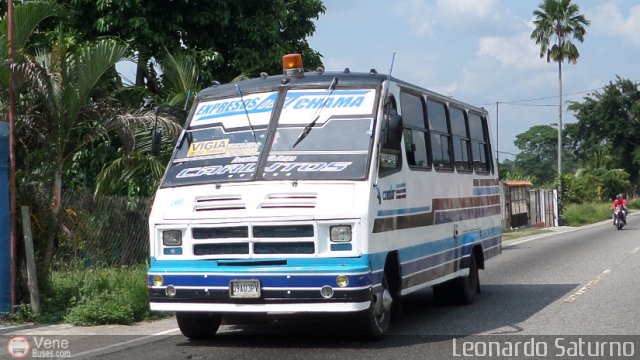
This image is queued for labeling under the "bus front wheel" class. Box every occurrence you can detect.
[359,274,392,340]
[176,312,222,339]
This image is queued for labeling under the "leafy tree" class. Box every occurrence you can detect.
[563,168,631,204]
[497,158,516,180]
[511,124,575,186]
[567,77,640,187]
[56,0,326,89]
[530,0,590,180]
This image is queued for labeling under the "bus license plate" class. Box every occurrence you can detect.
[229,280,261,298]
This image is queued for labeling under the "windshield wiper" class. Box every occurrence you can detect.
[292,77,338,148]
[235,84,259,144]
[292,115,319,148]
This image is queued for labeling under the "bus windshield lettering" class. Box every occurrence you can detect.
[162,88,377,186]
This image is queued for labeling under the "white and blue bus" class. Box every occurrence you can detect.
[148,54,502,339]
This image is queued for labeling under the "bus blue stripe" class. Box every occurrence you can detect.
[377,206,430,217]
[149,227,502,290]
[149,273,372,288]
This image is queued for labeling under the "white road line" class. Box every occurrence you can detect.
[505,233,553,248]
[70,329,180,358]
[153,328,181,336]
[563,268,611,303]
[629,247,640,255]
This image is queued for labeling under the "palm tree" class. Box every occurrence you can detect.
[530,0,590,181]
[11,35,131,275]
[0,1,62,94]
[93,110,182,197]
[94,49,200,197]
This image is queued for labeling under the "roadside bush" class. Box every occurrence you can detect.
[562,202,611,226]
[1,303,37,323]
[65,292,135,325]
[40,263,154,325]
[627,197,640,210]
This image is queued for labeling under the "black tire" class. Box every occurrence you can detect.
[434,254,479,305]
[386,259,403,322]
[456,254,480,305]
[432,279,455,305]
[359,274,392,340]
[617,221,623,230]
[176,312,222,340]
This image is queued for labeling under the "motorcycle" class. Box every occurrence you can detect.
[613,205,625,230]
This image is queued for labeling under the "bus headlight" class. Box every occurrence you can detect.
[153,275,164,286]
[162,230,182,246]
[330,225,352,242]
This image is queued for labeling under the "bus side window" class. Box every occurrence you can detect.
[450,106,472,172]
[400,91,430,170]
[469,112,491,173]
[426,99,453,171]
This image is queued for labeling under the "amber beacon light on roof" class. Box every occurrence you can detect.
[282,53,304,76]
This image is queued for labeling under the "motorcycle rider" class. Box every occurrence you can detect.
[611,194,627,225]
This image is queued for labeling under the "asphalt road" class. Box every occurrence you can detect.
[3,215,640,359]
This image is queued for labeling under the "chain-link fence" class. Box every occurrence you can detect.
[54,190,152,269]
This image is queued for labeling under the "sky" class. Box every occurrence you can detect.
[306,0,640,161]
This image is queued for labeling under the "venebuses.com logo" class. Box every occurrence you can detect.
[5,335,72,358]
[6,336,30,358]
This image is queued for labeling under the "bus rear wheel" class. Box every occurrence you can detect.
[456,254,480,305]
[433,254,479,305]
[176,312,222,339]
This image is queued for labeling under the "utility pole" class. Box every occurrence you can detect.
[496,101,499,167]
[557,61,563,226]
[7,0,18,310]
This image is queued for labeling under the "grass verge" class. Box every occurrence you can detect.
[502,228,552,241]
[1,263,169,326]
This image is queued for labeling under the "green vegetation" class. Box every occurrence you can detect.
[504,201,636,242]
[562,202,612,226]
[502,77,640,199]
[0,1,326,322]
[1,264,164,325]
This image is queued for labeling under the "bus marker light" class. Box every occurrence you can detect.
[282,54,303,76]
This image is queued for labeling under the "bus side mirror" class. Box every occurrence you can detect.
[151,127,162,157]
[383,111,403,151]
[150,105,188,158]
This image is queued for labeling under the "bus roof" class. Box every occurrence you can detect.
[196,70,487,115]
[197,70,388,99]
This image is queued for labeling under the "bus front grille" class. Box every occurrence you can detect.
[191,224,315,256]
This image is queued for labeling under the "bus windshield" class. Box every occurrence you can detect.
[162,87,378,187]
